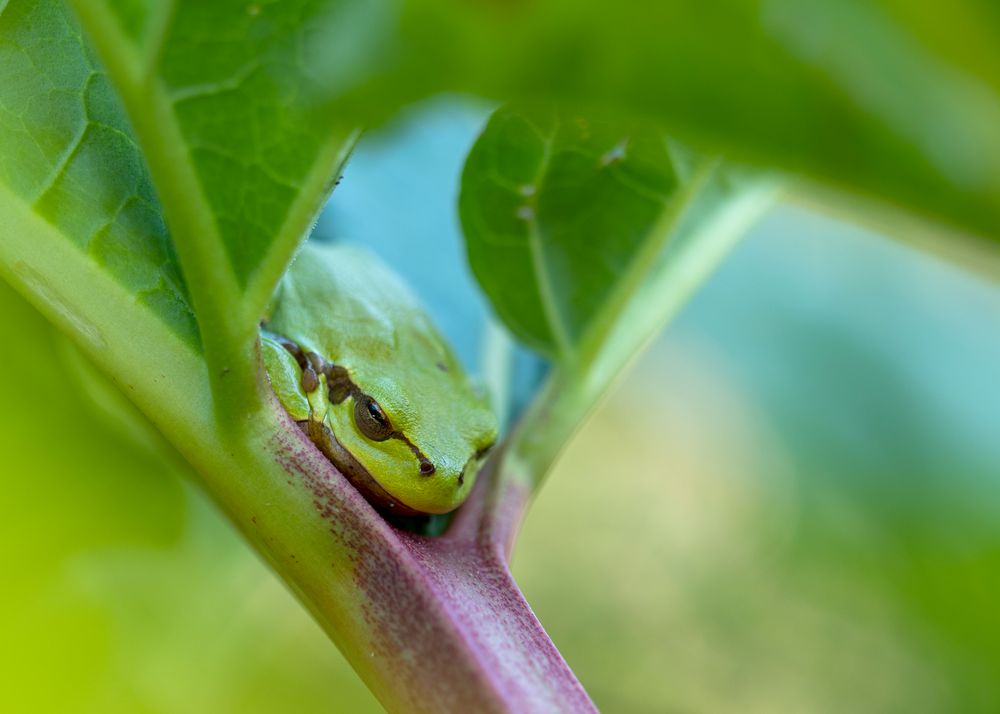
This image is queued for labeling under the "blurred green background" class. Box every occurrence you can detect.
[3,98,1000,713]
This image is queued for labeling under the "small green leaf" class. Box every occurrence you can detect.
[460,107,677,362]
[461,105,779,482]
[461,106,772,368]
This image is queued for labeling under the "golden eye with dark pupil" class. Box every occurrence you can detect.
[355,394,393,441]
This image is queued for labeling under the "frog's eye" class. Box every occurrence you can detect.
[355,394,394,441]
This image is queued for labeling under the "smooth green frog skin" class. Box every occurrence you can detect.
[261,242,497,516]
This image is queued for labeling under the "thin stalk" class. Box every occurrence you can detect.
[68,0,260,423]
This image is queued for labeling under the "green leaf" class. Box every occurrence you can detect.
[461,105,779,480]
[68,0,360,413]
[149,0,360,288]
[460,106,767,367]
[391,1,1000,250]
[0,0,197,348]
[460,108,676,362]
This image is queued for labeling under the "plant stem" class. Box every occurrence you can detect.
[0,178,596,712]
[203,401,597,713]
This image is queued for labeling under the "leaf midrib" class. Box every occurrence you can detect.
[574,149,721,374]
[526,124,575,362]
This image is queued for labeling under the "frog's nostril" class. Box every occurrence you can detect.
[419,460,435,476]
[458,455,476,486]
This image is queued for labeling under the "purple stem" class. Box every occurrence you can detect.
[269,410,595,713]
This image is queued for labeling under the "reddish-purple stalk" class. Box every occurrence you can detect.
[268,403,596,713]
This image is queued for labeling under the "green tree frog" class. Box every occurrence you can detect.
[260,242,497,516]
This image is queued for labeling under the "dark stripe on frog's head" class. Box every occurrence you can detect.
[291,346,437,479]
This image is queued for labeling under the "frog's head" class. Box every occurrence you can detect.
[322,344,498,516]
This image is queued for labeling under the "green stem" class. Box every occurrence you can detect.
[68,0,260,424]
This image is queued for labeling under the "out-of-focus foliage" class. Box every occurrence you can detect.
[21,0,1000,296]
[517,206,1000,713]
[7,200,1000,712]
[335,0,1000,246]
[0,277,380,713]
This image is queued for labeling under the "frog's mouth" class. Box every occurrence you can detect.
[297,419,427,517]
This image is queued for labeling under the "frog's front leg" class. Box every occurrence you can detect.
[260,334,312,424]
[266,335,318,395]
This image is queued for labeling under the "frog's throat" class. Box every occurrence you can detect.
[298,418,427,517]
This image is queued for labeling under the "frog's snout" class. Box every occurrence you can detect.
[418,455,474,487]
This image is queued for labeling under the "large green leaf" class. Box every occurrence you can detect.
[392,0,1000,250]
[105,0,361,287]
[0,0,197,348]
[64,0,360,413]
